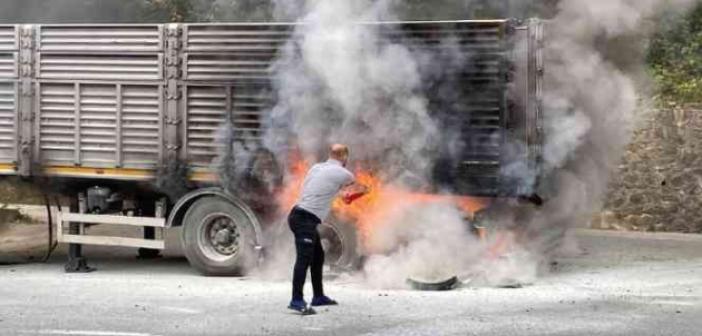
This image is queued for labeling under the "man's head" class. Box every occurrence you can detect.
[329,144,350,166]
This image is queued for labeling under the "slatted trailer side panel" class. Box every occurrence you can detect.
[34,25,164,174]
[180,21,541,196]
[1,21,541,196]
[0,25,18,173]
[383,20,514,196]
[180,24,286,174]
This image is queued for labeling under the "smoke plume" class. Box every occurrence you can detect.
[522,0,698,259]
[235,0,699,288]
[266,1,440,182]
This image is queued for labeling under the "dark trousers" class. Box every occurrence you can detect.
[288,206,325,301]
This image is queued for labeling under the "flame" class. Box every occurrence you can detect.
[278,153,310,215]
[278,157,492,247]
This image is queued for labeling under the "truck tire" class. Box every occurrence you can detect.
[319,217,361,270]
[181,197,259,276]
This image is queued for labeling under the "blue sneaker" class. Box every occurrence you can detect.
[311,295,338,306]
[288,299,316,315]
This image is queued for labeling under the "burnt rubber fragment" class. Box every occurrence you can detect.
[496,280,523,288]
[407,276,459,291]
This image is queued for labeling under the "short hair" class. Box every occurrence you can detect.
[329,144,349,160]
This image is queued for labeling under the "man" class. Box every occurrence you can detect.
[287,144,369,315]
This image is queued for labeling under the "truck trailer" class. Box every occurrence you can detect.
[0,19,543,274]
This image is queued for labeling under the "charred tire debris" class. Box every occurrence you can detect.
[407,276,461,291]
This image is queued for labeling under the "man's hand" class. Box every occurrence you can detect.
[341,183,370,204]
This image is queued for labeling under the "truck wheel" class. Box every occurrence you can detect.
[319,217,361,270]
[181,197,258,276]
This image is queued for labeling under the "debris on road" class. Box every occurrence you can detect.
[406,276,459,291]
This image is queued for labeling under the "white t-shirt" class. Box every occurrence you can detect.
[296,159,355,220]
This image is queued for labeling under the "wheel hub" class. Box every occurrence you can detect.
[214,229,233,244]
[206,217,240,255]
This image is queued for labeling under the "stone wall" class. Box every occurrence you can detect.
[600,105,702,233]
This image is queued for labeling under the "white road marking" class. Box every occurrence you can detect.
[160,306,201,314]
[303,327,325,331]
[653,300,697,306]
[20,330,159,336]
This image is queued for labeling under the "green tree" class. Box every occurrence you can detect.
[648,3,702,104]
[200,0,274,22]
[141,0,197,22]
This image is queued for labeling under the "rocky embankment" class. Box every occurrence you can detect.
[599,104,702,233]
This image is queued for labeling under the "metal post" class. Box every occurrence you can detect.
[115,83,123,168]
[528,19,544,192]
[17,25,34,177]
[73,82,81,166]
[164,24,182,165]
[65,192,95,273]
[137,198,166,259]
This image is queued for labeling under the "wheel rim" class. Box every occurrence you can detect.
[198,212,241,262]
[319,222,344,266]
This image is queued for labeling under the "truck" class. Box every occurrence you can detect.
[0,19,543,274]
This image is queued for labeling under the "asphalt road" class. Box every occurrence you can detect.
[1,229,701,336]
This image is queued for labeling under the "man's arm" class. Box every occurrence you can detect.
[341,182,370,204]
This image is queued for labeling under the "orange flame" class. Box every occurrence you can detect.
[278,154,310,215]
[278,157,492,247]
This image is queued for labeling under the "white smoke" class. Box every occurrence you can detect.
[361,203,480,288]
[248,0,699,288]
[523,0,698,260]
[266,0,439,183]
[265,0,506,288]
[250,0,450,282]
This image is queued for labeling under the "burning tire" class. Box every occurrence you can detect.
[319,217,361,270]
[181,197,258,276]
